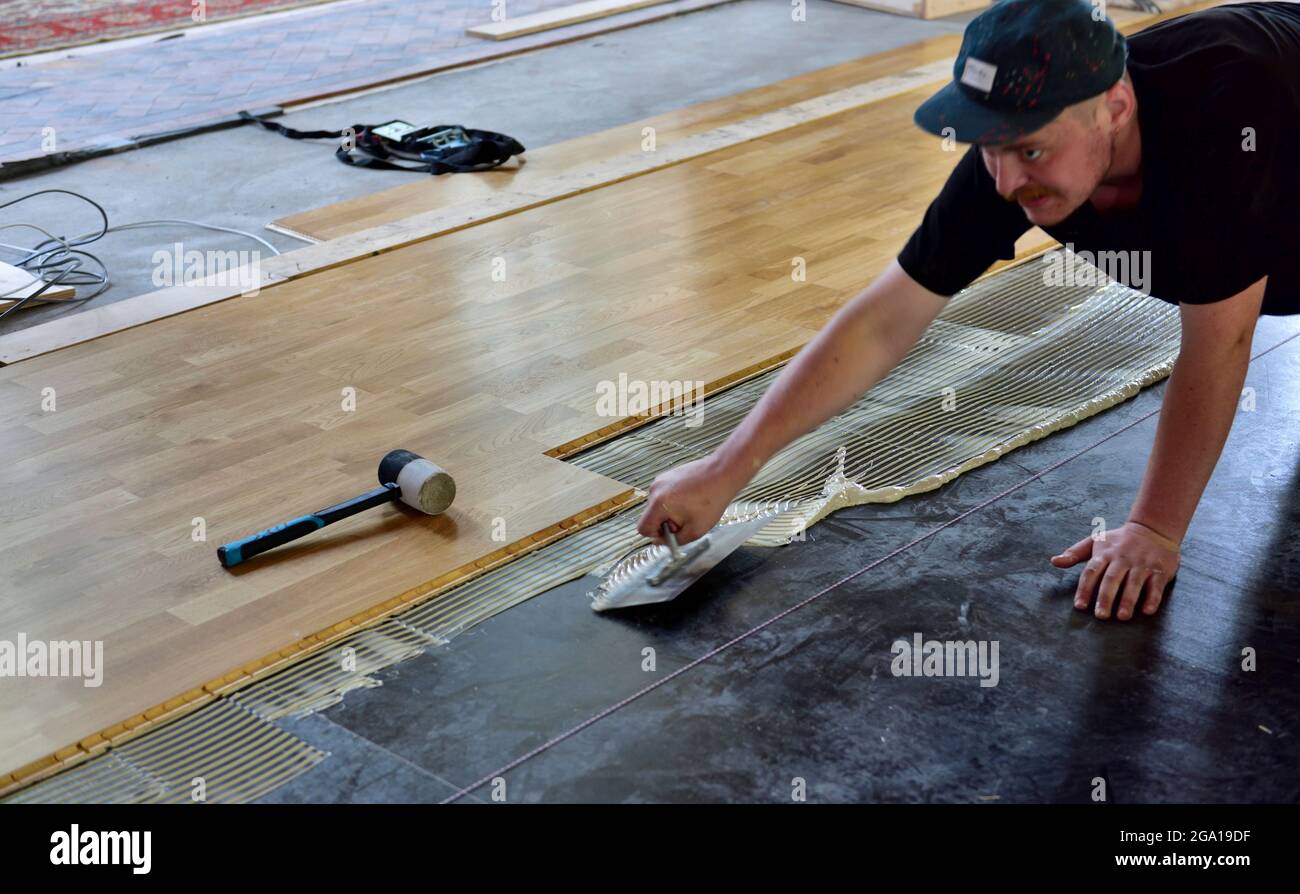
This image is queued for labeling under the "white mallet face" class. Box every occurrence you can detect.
[379,450,455,515]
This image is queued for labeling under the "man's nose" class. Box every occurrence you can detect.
[991,155,1027,199]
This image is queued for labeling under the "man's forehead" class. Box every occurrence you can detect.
[980,122,1060,151]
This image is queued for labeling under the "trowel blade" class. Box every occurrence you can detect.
[590,510,778,612]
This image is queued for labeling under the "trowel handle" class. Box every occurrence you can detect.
[660,521,682,561]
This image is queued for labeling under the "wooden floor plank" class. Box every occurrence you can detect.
[829,0,990,20]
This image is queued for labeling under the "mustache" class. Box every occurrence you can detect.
[1005,185,1057,203]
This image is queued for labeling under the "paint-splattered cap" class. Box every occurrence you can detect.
[914,0,1128,145]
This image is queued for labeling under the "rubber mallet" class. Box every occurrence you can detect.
[217,449,455,568]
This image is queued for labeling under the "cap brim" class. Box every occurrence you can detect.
[914,81,1062,146]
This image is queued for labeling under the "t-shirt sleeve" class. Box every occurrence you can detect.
[896,145,1033,297]
[1154,64,1287,304]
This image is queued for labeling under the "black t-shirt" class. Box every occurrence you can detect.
[898,1,1300,316]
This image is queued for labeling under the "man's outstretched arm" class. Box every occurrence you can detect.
[1053,275,1268,620]
[637,259,948,544]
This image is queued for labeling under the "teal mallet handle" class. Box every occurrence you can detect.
[217,483,398,567]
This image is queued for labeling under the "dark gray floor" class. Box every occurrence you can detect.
[259,316,1300,804]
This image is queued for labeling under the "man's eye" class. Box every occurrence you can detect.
[1022,147,1044,161]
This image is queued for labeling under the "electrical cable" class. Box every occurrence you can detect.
[0,188,281,324]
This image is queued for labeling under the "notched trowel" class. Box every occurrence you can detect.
[589,510,779,612]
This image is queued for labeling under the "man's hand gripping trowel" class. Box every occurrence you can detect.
[589,509,779,612]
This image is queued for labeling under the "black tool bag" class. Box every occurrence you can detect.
[239,111,525,175]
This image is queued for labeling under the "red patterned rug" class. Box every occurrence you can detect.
[0,0,347,56]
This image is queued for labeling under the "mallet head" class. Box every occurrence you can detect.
[378,449,456,515]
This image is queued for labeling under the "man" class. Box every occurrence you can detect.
[636,0,1300,621]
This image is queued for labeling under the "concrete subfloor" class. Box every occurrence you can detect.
[260,316,1300,804]
[5,0,1297,803]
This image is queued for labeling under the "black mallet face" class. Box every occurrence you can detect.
[378,449,456,515]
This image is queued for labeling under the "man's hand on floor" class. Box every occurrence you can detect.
[1051,521,1181,620]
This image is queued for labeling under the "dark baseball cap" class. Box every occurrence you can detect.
[914,0,1129,145]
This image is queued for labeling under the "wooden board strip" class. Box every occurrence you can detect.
[829,0,991,20]
[468,0,675,40]
[0,266,288,365]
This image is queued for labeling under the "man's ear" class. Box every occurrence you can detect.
[1102,78,1136,132]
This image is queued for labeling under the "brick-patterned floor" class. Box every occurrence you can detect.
[0,0,337,56]
[0,0,730,168]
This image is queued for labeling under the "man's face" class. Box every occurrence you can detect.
[979,109,1114,227]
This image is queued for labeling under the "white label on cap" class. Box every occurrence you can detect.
[961,57,998,93]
